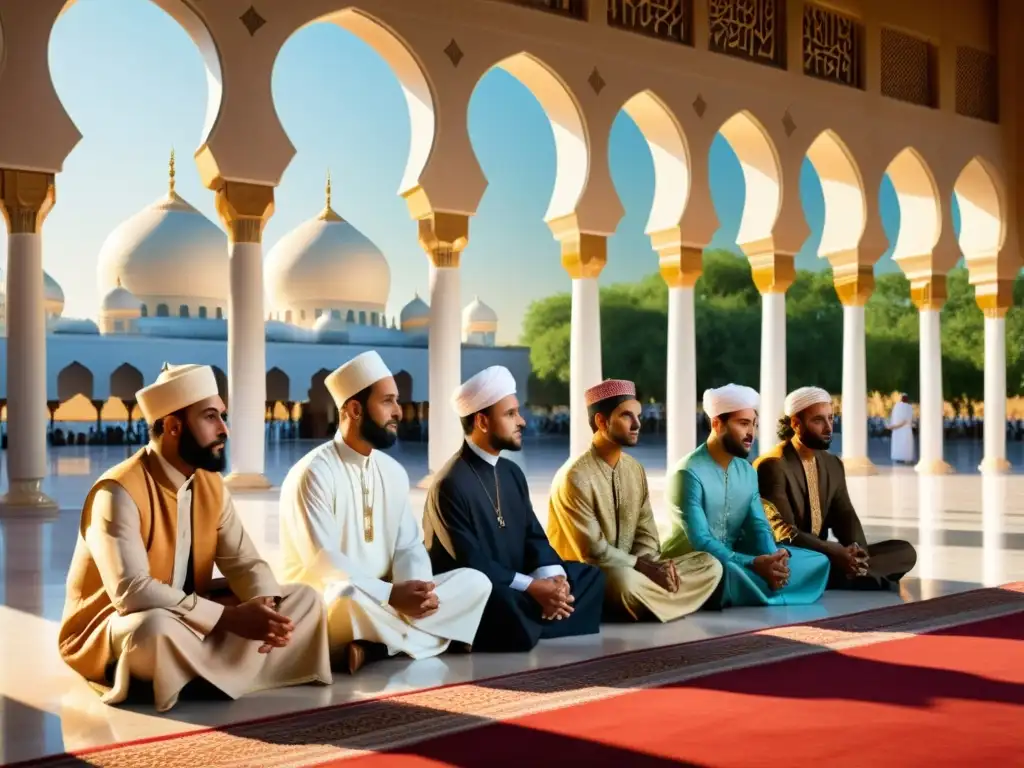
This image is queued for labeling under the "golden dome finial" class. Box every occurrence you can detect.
[318,168,342,222]
[116,276,122,288]
[169,148,176,196]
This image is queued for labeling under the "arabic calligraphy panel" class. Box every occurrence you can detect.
[609,0,693,45]
[802,4,863,89]
[708,0,786,69]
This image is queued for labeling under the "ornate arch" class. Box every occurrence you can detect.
[717,110,782,247]
[804,129,866,257]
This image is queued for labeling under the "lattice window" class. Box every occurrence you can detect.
[708,0,786,69]
[609,0,693,46]
[803,4,863,89]
[880,28,936,107]
[496,0,586,18]
[956,47,998,123]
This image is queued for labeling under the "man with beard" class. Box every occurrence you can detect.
[279,351,491,674]
[59,363,331,713]
[546,379,724,621]
[755,386,917,590]
[661,384,829,607]
[423,366,605,651]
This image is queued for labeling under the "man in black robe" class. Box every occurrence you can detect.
[754,386,917,590]
[423,365,605,651]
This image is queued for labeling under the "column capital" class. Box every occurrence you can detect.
[909,274,947,311]
[826,249,876,306]
[549,214,607,280]
[213,181,275,243]
[0,169,55,234]
[741,239,794,294]
[650,228,703,288]
[974,278,1014,318]
[417,211,469,268]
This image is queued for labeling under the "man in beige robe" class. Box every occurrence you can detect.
[547,379,724,621]
[279,351,491,674]
[59,363,332,712]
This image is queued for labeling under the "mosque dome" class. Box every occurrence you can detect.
[96,151,228,307]
[265,173,390,327]
[463,296,497,325]
[400,293,430,334]
[51,317,99,335]
[101,279,143,313]
[44,271,65,317]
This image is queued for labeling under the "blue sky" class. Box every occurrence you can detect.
[4,0,923,343]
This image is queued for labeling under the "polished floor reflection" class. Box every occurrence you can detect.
[0,438,1021,764]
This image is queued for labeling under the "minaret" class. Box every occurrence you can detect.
[318,169,342,222]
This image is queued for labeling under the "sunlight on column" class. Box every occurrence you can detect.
[981,474,1007,587]
[915,475,941,600]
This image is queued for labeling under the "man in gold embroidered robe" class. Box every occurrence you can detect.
[59,364,332,712]
[754,386,917,591]
[547,380,724,621]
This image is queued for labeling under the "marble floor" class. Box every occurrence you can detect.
[1,436,1022,764]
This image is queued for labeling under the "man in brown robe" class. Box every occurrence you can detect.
[59,363,332,712]
[547,379,724,621]
[754,386,917,591]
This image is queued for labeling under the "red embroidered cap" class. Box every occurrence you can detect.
[584,379,637,407]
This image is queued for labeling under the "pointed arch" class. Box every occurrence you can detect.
[393,370,413,403]
[805,129,866,256]
[210,365,228,404]
[266,367,290,403]
[953,156,1005,258]
[885,147,941,259]
[57,362,94,402]
[717,110,782,246]
[483,52,589,221]
[110,363,144,402]
[620,90,691,234]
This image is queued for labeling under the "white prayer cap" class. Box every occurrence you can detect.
[784,386,832,417]
[452,366,517,417]
[702,384,759,419]
[325,351,393,405]
[137,363,219,423]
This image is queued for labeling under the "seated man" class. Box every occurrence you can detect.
[279,352,492,673]
[755,386,917,590]
[661,384,830,607]
[59,364,331,712]
[423,366,605,651]
[547,379,724,621]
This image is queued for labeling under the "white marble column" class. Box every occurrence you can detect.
[666,285,696,469]
[428,263,462,475]
[981,315,1009,474]
[916,308,950,474]
[0,170,56,511]
[840,304,873,472]
[570,277,602,458]
[759,292,787,449]
[216,183,273,490]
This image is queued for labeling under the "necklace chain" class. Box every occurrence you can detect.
[462,457,506,528]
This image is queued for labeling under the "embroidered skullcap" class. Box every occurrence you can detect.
[452,366,517,417]
[137,363,219,423]
[584,379,636,407]
[702,384,759,419]
[784,386,832,417]
[325,351,393,405]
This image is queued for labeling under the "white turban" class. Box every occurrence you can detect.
[137,363,219,423]
[452,366,517,417]
[702,384,759,419]
[784,386,832,417]
[325,351,393,405]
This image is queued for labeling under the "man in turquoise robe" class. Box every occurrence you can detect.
[662,384,829,607]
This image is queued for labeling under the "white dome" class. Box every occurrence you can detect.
[101,280,142,313]
[463,296,497,325]
[97,155,227,304]
[400,294,429,323]
[266,179,390,315]
[44,271,64,316]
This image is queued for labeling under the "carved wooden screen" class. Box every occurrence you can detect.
[880,28,936,108]
[803,3,864,89]
[609,0,693,45]
[498,0,586,18]
[708,0,786,69]
[955,47,998,123]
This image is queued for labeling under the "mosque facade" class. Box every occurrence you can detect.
[0,159,529,440]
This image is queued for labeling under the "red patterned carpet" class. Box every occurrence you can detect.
[21,583,1024,768]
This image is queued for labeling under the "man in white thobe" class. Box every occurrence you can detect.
[888,394,915,464]
[279,351,492,673]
